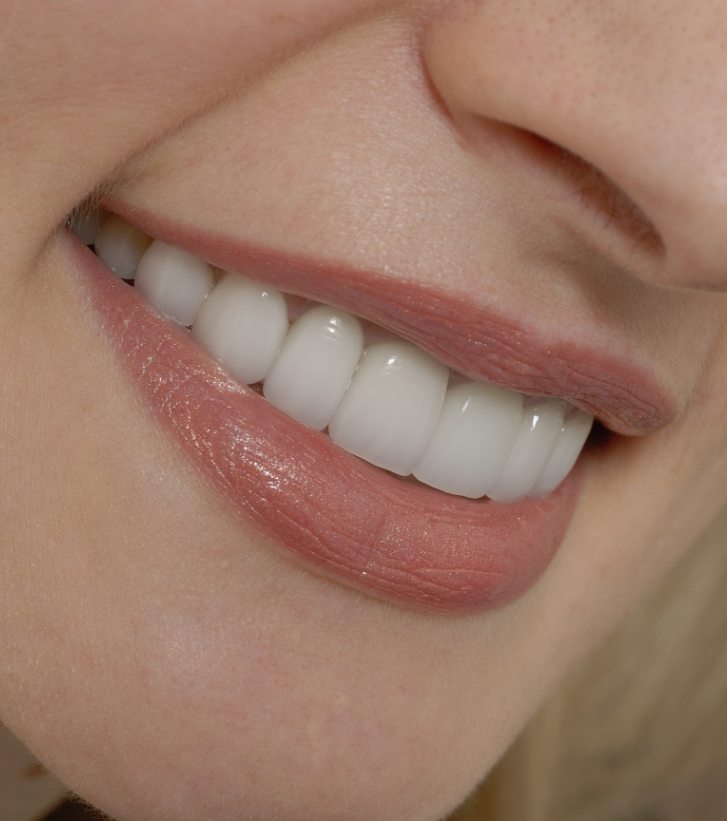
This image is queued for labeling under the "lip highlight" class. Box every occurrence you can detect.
[105,200,677,436]
[71,231,583,613]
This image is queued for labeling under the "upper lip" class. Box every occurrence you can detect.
[104,198,677,435]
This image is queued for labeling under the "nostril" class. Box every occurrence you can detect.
[541,139,665,257]
[488,127,666,258]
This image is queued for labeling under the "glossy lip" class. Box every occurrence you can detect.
[70,230,585,613]
[104,200,677,436]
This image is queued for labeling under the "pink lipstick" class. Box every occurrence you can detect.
[69,210,672,612]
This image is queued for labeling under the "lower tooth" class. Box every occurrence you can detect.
[263,306,364,430]
[487,400,566,503]
[191,273,289,385]
[328,341,448,476]
[135,240,215,326]
[94,214,152,279]
[412,382,523,498]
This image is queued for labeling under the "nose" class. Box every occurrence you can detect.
[423,0,727,292]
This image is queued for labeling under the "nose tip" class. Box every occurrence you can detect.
[422,0,727,294]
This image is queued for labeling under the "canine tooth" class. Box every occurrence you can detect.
[94,214,151,279]
[69,205,103,245]
[134,240,214,326]
[413,382,523,498]
[192,273,288,384]
[487,400,567,503]
[529,409,593,496]
[328,341,448,476]
[263,306,364,430]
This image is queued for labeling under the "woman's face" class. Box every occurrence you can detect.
[2,2,727,818]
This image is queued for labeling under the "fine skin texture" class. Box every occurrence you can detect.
[1,2,727,820]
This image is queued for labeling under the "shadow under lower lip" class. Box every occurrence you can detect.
[73,232,582,614]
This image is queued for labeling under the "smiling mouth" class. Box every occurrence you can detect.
[66,203,675,613]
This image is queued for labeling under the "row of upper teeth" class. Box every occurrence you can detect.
[72,209,594,503]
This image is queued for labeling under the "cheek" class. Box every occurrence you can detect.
[5,0,393,243]
[0,247,524,820]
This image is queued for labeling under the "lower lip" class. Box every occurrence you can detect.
[72,232,581,613]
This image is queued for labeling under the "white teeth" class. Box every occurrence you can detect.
[94,215,152,279]
[191,273,288,384]
[263,306,364,430]
[413,382,523,498]
[69,205,104,246]
[328,341,448,476]
[135,240,214,326]
[97,227,594,501]
[487,400,567,503]
[529,409,593,496]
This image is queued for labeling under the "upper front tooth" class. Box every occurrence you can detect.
[263,306,364,430]
[192,273,289,384]
[529,408,593,496]
[412,382,523,498]
[94,214,152,279]
[328,341,448,476]
[487,400,567,503]
[135,240,214,326]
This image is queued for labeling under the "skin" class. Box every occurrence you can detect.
[1,1,726,819]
